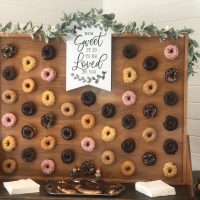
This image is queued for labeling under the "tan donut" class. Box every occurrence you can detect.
[61,102,76,117]
[123,67,137,83]
[22,78,36,93]
[142,127,157,143]
[22,56,37,72]
[101,150,115,165]
[1,90,17,104]
[143,80,158,96]
[42,90,55,106]
[102,126,116,142]
[41,136,56,150]
[163,162,177,178]
[2,136,16,152]
[2,159,17,174]
[81,114,95,129]
[121,160,136,176]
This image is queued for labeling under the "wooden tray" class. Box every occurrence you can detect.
[0,34,189,185]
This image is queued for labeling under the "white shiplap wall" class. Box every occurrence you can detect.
[103,0,200,170]
[0,0,199,170]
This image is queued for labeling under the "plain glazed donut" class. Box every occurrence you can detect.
[81,114,95,129]
[41,136,56,151]
[102,126,116,142]
[164,45,179,60]
[101,150,115,165]
[143,80,158,96]
[22,56,37,72]
[2,159,17,174]
[61,102,76,117]
[1,113,16,128]
[81,137,96,152]
[122,91,136,106]
[121,160,136,176]
[142,127,157,143]
[2,136,16,152]
[42,90,55,106]
[41,159,55,175]
[22,78,36,93]
[123,67,137,83]
[41,67,56,82]
[1,90,17,104]
[163,162,177,178]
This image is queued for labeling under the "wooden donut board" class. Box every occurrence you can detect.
[0,34,193,189]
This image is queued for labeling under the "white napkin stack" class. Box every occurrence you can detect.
[3,179,40,195]
[135,180,176,197]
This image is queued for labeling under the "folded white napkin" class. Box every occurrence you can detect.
[3,179,40,195]
[135,180,176,197]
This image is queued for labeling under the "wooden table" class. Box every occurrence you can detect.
[0,171,199,200]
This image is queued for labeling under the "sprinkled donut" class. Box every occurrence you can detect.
[41,113,56,128]
[2,66,17,81]
[142,127,157,143]
[81,114,95,129]
[61,102,76,117]
[81,137,96,152]
[143,80,158,96]
[80,160,96,175]
[2,136,16,152]
[41,67,56,82]
[41,159,55,175]
[142,152,157,166]
[22,78,36,93]
[143,104,158,119]
[1,44,16,58]
[1,113,16,128]
[102,126,116,142]
[41,136,56,151]
[101,150,115,165]
[2,159,17,174]
[22,56,37,72]
[1,90,17,104]
[164,45,179,60]
[163,162,177,178]
[42,90,55,107]
[122,91,136,106]
[123,67,137,83]
[41,45,56,60]
[121,160,136,176]
[165,68,179,83]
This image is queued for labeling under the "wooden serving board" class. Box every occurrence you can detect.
[0,34,189,185]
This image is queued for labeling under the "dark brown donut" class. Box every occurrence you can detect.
[2,66,17,81]
[21,125,36,139]
[163,139,178,155]
[41,113,56,129]
[165,68,179,83]
[121,114,136,129]
[21,147,36,162]
[121,138,136,153]
[164,91,178,106]
[21,102,37,116]
[163,115,178,131]
[142,152,157,166]
[101,103,116,118]
[143,56,158,71]
[41,45,56,60]
[61,149,75,164]
[1,44,16,58]
[123,44,137,58]
[143,104,158,119]
[61,126,75,140]
[80,160,96,175]
[81,91,96,106]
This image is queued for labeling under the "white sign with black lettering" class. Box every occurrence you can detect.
[66,27,111,91]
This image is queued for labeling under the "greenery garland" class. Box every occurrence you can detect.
[0,8,199,75]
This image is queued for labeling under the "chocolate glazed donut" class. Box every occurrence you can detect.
[2,66,17,81]
[101,103,116,118]
[123,44,137,58]
[61,126,75,140]
[121,114,136,129]
[163,139,178,155]
[163,115,178,131]
[143,56,158,71]
[21,102,37,116]
[41,45,56,60]
[121,138,136,153]
[21,147,36,162]
[81,91,96,106]
[164,91,178,106]
[21,125,36,139]
[61,149,75,164]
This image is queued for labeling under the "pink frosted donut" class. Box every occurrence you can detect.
[40,67,56,82]
[81,137,95,152]
[1,113,16,128]
[122,91,136,106]
[41,159,55,175]
[164,45,179,60]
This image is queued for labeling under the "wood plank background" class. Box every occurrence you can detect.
[0,34,189,184]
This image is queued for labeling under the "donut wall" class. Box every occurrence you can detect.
[0,34,190,184]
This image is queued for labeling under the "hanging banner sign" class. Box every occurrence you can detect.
[66,27,112,91]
